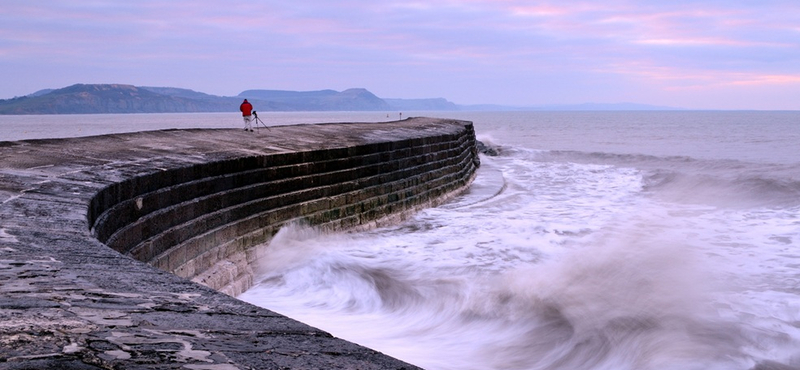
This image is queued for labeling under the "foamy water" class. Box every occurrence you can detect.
[3,111,797,369]
[238,111,800,370]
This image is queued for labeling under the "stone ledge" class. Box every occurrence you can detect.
[0,117,477,369]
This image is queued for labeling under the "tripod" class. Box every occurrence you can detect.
[252,111,270,131]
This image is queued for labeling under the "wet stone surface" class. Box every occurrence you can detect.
[0,119,474,369]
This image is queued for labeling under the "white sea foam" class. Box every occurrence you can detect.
[240,111,800,369]
[7,110,795,369]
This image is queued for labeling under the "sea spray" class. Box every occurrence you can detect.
[1,110,797,369]
[239,111,800,370]
[241,219,753,369]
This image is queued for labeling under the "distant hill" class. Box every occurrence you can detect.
[0,83,681,114]
[0,84,232,114]
[30,89,54,97]
[0,84,438,114]
[140,86,227,100]
[239,88,393,111]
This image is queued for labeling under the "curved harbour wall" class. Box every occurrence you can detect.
[89,119,478,296]
[0,117,477,369]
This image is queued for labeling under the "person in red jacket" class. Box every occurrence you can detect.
[240,99,254,132]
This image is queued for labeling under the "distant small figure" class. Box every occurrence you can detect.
[240,99,254,132]
[399,112,402,120]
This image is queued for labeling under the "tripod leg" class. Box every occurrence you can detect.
[256,117,270,130]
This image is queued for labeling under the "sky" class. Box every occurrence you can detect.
[1,1,799,110]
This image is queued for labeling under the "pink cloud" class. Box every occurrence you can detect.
[1,0,799,108]
[725,73,800,86]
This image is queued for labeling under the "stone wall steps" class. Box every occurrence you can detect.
[89,124,477,295]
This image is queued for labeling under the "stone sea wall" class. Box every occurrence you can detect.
[89,120,477,296]
[0,118,477,369]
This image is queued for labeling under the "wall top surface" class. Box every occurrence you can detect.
[0,117,473,369]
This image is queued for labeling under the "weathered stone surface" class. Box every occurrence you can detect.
[0,118,478,369]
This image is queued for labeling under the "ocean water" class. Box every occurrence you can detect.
[239,111,800,370]
[4,111,799,369]
[0,111,400,141]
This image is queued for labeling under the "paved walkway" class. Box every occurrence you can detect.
[0,118,470,369]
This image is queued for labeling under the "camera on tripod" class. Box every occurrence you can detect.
[250,110,269,130]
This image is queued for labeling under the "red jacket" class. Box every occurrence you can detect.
[240,100,253,116]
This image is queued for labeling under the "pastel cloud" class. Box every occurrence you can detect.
[0,0,798,109]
